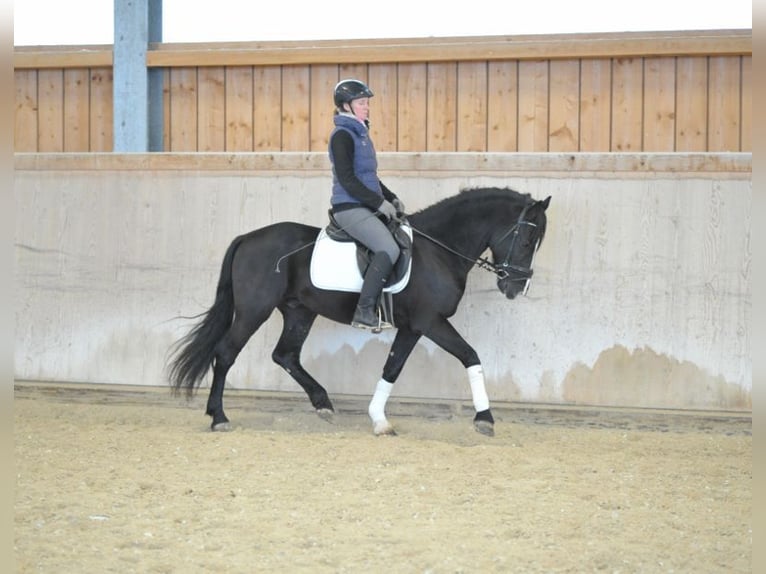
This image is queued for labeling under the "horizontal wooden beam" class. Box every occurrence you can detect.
[14,152,753,179]
[14,29,751,69]
[14,45,113,69]
[146,30,752,67]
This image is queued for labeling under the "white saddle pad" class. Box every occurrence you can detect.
[309,225,412,293]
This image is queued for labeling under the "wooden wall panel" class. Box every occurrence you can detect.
[676,57,708,151]
[548,59,580,152]
[457,62,487,152]
[64,69,90,152]
[518,60,549,151]
[708,56,741,151]
[740,56,751,151]
[368,64,398,152]
[162,68,170,151]
[14,31,751,154]
[397,63,427,152]
[611,58,643,151]
[15,70,38,152]
[197,67,225,151]
[643,57,676,151]
[579,59,611,151]
[253,66,282,151]
[37,70,64,152]
[426,63,457,151]
[487,61,518,152]
[309,64,338,152]
[89,68,112,152]
[339,63,367,83]
[224,66,254,151]
[168,68,198,151]
[281,66,310,151]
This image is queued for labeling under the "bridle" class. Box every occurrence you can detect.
[411,201,542,293]
[485,202,541,289]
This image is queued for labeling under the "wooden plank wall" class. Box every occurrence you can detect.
[15,67,114,152]
[14,30,751,153]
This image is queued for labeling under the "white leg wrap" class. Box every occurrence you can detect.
[368,378,394,423]
[467,364,490,412]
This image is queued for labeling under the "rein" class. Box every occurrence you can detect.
[408,225,505,277]
[408,201,538,282]
[275,203,539,285]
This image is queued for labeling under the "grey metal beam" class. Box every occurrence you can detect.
[147,0,163,151]
[113,0,163,151]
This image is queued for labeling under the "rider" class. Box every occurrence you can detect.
[328,79,405,329]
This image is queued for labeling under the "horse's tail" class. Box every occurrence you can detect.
[167,236,243,397]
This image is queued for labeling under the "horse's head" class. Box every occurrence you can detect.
[491,195,551,299]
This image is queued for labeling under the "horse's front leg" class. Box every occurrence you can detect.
[425,317,495,436]
[368,329,422,435]
[467,364,495,436]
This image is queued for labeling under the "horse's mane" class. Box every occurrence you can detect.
[409,187,532,227]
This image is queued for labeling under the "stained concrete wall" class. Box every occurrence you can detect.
[14,153,752,411]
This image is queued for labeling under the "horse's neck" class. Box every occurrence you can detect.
[453,224,493,261]
[418,211,494,267]
[417,192,522,263]
[452,202,507,256]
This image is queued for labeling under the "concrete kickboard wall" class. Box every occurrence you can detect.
[14,153,752,411]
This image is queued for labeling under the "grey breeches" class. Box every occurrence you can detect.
[332,207,400,266]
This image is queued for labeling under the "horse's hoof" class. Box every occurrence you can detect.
[316,408,335,422]
[373,421,397,436]
[211,421,232,432]
[474,420,495,437]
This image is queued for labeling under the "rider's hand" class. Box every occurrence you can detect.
[392,198,406,216]
[378,200,398,221]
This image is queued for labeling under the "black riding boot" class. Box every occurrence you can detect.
[352,252,394,329]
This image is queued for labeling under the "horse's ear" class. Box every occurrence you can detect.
[529,196,551,215]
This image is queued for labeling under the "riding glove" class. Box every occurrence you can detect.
[378,200,398,221]
[392,198,406,216]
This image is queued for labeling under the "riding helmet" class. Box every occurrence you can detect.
[334,79,374,109]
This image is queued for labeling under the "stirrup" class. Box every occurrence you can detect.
[371,314,394,334]
[352,307,393,333]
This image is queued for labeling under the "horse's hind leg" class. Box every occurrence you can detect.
[272,303,335,419]
[207,313,268,431]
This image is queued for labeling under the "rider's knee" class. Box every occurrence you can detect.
[385,246,400,266]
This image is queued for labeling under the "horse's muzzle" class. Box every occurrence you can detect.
[498,270,533,299]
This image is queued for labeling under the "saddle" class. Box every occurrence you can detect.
[324,211,413,287]
[309,212,413,295]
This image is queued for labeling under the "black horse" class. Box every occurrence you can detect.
[168,187,550,436]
